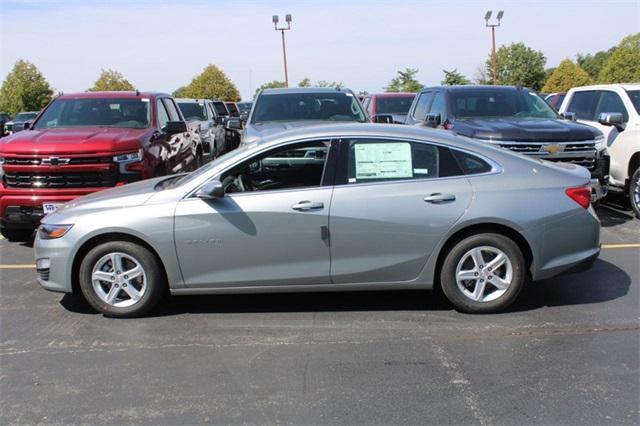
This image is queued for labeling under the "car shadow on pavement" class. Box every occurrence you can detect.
[59,259,630,317]
[597,205,636,228]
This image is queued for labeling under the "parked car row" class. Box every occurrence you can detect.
[1,111,39,136]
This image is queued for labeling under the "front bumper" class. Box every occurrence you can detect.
[34,231,75,293]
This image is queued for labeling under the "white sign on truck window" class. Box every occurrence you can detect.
[354,142,413,180]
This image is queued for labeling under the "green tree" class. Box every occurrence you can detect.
[172,86,188,98]
[298,77,311,87]
[385,68,422,92]
[0,59,53,116]
[486,42,547,90]
[185,65,241,101]
[542,59,592,93]
[88,69,135,91]
[253,80,286,98]
[316,80,344,88]
[577,48,615,80]
[598,33,640,83]
[441,69,470,85]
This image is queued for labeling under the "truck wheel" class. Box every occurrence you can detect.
[79,241,166,318]
[1,228,33,242]
[439,233,525,314]
[630,167,640,219]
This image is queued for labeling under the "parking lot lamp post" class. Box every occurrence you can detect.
[272,14,292,88]
[484,10,504,85]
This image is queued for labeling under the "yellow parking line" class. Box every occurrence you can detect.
[0,264,35,269]
[602,243,640,249]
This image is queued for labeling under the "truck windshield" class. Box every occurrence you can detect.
[178,102,207,121]
[450,89,557,119]
[376,96,415,114]
[34,98,150,129]
[627,90,640,114]
[252,92,366,124]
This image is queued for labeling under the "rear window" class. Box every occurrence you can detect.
[34,98,150,129]
[178,102,207,121]
[252,92,366,124]
[376,96,415,114]
[14,112,37,121]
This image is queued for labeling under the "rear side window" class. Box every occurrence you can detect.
[596,91,628,122]
[451,149,493,175]
[567,91,599,120]
[346,139,463,184]
[412,92,433,121]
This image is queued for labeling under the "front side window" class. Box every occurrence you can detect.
[251,92,366,124]
[178,102,207,121]
[412,92,433,121]
[34,98,150,129]
[627,90,640,114]
[429,92,447,118]
[214,102,229,116]
[162,98,181,121]
[567,90,599,121]
[346,139,463,184]
[156,99,169,129]
[221,141,330,194]
[596,91,629,122]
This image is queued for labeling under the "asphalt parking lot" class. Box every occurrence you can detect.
[0,203,638,425]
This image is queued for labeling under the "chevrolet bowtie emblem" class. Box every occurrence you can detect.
[541,144,563,154]
[42,157,70,166]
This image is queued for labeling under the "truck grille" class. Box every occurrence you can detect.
[2,156,112,165]
[495,140,598,170]
[3,172,118,188]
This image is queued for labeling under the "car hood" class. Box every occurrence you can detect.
[453,118,601,142]
[0,127,148,155]
[42,176,170,224]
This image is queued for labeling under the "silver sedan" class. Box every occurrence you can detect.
[34,124,600,317]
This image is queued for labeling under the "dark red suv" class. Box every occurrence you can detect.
[0,91,200,241]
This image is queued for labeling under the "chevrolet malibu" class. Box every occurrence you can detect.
[34,124,600,317]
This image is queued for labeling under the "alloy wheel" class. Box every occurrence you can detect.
[91,252,147,307]
[455,246,513,302]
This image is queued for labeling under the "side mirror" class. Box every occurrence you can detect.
[598,112,626,132]
[423,113,441,128]
[227,118,242,130]
[561,112,577,122]
[22,121,32,130]
[196,180,224,199]
[374,114,393,124]
[162,121,187,135]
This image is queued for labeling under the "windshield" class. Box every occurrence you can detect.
[450,89,557,119]
[627,90,640,114]
[14,112,37,121]
[178,102,207,121]
[237,102,252,113]
[376,95,415,114]
[251,92,366,124]
[34,98,150,129]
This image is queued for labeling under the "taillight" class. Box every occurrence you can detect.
[565,187,591,209]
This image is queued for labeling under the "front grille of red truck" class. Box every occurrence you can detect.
[3,171,118,189]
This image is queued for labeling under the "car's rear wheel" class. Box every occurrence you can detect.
[629,167,640,219]
[79,241,165,317]
[1,228,32,242]
[440,233,525,314]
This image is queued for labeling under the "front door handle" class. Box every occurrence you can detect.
[292,201,324,211]
[424,193,456,204]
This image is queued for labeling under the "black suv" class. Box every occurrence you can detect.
[404,85,609,200]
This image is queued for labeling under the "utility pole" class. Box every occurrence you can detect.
[484,10,504,85]
[272,14,292,88]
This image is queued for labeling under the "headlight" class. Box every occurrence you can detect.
[113,149,143,163]
[594,134,606,151]
[38,224,73,240]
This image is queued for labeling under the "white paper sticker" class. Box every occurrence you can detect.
[413,168,429,174]
[354,143,412,180]
[141,98,150,102]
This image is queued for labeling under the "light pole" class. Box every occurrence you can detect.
[272,14,292,88]
[485,10,504,85]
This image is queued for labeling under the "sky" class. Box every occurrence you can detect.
[1,0,639,100]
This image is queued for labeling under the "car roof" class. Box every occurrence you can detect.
[370,92,416,98]
[569,83,640,91]
[57,91,168,99]
[422,85,534,92]
[260,87,353,95]
[175,98,208,103]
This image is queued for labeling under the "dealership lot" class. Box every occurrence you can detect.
[0,204,638,425]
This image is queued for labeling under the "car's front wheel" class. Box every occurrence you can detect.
[79,241,166,317]
[440,233,526,314]
[629,167,640,219]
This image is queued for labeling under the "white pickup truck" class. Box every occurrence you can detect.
[560,84,640,218]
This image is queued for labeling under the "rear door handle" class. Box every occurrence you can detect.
[292,201,324,211]
[423,193,456,203]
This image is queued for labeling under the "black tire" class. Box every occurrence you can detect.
[629,167,640,219]
[79,241,166,318]
[1,228,33,242]
[440,233,526,314]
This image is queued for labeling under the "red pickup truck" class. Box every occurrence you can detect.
[0,91,202,241]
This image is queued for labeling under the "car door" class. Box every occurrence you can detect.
[174,140,336,288]
[329,138,473,284]
[162,98,193,171]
